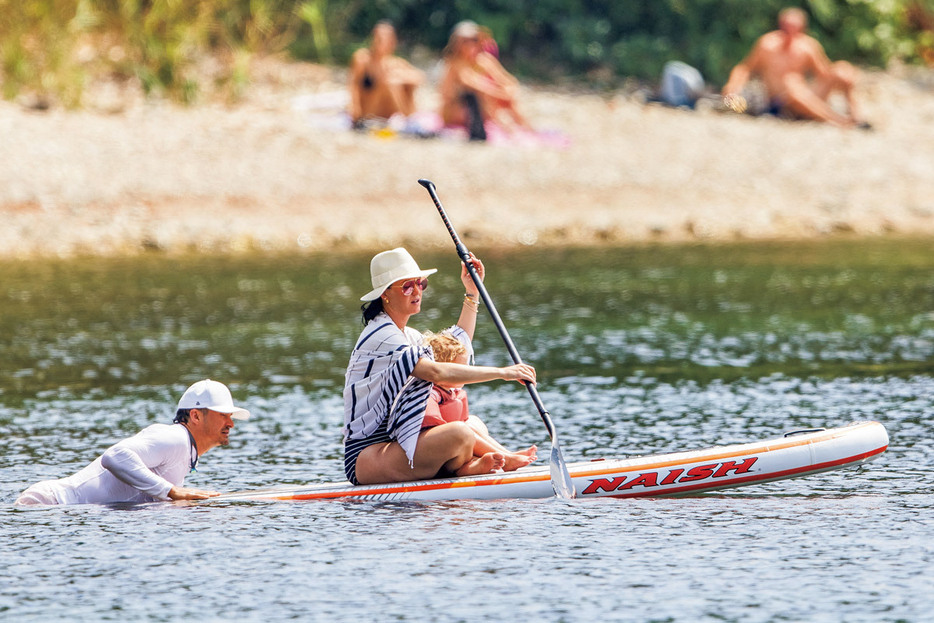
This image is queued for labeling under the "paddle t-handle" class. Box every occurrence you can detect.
[417,178,575,499]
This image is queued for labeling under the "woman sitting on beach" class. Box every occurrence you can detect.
[343,247,537,485]
[439,20,532,140]
[347,21,425,128]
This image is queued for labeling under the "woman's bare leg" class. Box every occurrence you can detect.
[354,422,475,484]
[394,84,418,116]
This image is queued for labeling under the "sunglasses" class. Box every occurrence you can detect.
[391,278,429,296]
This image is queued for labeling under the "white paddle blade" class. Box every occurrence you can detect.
[550,443,576,499]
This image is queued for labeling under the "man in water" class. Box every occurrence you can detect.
[722,7,865,128]
[15,379,249,506]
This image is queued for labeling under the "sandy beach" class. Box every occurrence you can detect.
[2,59,933,259]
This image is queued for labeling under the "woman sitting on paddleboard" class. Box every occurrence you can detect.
[343,247,536,485]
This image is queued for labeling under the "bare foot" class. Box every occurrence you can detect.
[516,445,537,457]
[456,452,505,476]
[503,452,536,471]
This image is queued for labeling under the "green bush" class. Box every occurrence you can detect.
[0,0,85,106]
[0,0,309,106]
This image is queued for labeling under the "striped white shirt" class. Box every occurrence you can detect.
[343,314,471,468]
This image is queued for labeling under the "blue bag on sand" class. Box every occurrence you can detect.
[660,61,705,108]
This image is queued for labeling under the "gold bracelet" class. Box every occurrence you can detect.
[463,294,480,311]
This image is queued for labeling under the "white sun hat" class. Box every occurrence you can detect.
[177,379,250,420]
[360,247,437,301]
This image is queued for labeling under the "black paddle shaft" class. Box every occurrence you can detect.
[417,178,556,440]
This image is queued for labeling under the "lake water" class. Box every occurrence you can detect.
[2,239,932,622]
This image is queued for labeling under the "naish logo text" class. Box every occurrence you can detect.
[581,457,759,495]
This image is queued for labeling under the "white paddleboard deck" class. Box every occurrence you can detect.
[214,421,887,503]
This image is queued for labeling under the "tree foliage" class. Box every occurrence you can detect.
[0,0,930,106]
[328,0,931,84]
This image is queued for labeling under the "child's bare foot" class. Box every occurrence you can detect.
[516,445,537,458]
[456,452,506,477]
[503,452,536,471]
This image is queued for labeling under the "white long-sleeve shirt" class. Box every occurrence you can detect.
[31,423,196,505]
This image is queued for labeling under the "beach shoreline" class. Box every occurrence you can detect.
[2,59,933,259]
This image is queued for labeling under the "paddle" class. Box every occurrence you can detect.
[418,178,576,499]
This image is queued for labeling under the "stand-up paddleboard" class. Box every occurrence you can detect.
[213,421,887,503]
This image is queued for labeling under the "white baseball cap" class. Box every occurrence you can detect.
[177,379,250,420]
[360,247,437,301]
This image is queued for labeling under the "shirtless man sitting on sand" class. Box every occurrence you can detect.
[722,7,865,128]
